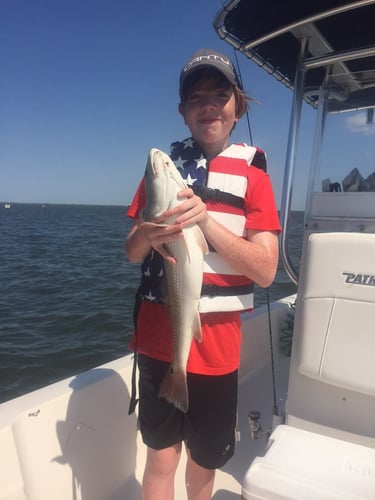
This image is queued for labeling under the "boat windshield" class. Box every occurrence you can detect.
[305,69,375,233]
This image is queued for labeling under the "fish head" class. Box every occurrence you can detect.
[143,148,187,221]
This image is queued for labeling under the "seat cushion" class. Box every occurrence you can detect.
[242,425,375,500]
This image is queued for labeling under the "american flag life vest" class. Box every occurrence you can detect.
[137,138,266,313]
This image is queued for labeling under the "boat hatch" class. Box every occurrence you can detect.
[214,0,375,284]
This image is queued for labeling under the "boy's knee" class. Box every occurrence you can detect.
[146,444,182,476]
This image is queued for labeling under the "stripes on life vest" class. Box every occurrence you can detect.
[198,144,258,313]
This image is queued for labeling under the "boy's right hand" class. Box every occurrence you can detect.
[138,222,183,263]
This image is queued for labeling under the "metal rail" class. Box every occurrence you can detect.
[279,38,309,285]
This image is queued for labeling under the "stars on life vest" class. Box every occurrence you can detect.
[139,249,164,303]
[170,138,208,187]
[139,140,208,305]
[144,290,157,302]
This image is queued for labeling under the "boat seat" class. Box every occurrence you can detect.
[242,232,375,499]
[242,424,375,499]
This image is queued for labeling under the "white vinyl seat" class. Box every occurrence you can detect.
[242,232,375,499]
[242,424,375,499]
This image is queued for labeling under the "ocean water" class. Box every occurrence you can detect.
[0,204,303,403]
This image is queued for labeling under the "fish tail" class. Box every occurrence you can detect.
[158,367,189,413]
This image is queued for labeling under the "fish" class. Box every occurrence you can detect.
[142,148,208,413]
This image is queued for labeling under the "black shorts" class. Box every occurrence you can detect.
[137,354,238,469]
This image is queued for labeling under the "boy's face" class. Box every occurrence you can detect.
[179,77,238,155]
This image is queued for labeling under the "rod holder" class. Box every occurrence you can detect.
[248,410,264,440]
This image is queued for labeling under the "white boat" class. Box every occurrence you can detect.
[1,1,375,498]
[4,203,11,209]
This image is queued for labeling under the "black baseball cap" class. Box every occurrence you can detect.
[179,48,241,96]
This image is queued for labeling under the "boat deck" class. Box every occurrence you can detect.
[0,299,293,500]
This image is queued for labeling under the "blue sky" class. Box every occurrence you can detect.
[1,1,374,210]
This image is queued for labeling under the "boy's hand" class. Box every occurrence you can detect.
[162,188,208,228]
[138,221,183,263]
[138,188,208,263]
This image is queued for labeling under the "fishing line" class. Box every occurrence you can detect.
[233,48,254,146]
[266,287,280,422]
[234,47,280,424]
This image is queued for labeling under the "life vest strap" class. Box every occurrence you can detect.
[201,283,254,297]
[191,184,244,209]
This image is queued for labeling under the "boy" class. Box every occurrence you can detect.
[126,48,280,500]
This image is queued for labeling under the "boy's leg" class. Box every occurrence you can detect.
[138,355,185,499]
[185,448,215,500]
[142,443,182,500]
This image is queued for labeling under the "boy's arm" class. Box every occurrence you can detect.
[200,217,279,288]
[125,218,150,263]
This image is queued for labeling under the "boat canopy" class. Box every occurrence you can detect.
[214,0,375,284]
[214,0,375,112]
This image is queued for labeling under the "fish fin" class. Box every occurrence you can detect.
[192,311,202,342]
[181,229,191,262]
[140,222,168,229]
[193,226,209,255]
[158,367,189,413]
[181,225,208,263]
